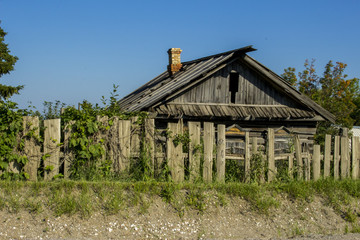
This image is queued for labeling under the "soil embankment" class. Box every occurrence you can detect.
[1,193,360,239]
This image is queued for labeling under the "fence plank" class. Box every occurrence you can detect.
[303,144,310,181]
[189,122,201,181]
[334,136,340,180]
[288,155,294,179]
[341,136,349,179]
[131,117,141,157]
[294,135,303,180]
[352,136,359,179]
[203,122,214,183]
[23,116,40,181]
[108,117,119,172]
[44,119,61,180]
[145,118,155,175]
[267,128,275,182]
[313,145,321,181]
[63,120,74,179]
[119,120,131,171]
[216,124,226,183]
[244,131,250,182]
[324,134,331,178]
[252,137,258,153]
[96,116,109,165]
[167,121,184,182]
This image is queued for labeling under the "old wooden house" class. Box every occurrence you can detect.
[118,46,335,157]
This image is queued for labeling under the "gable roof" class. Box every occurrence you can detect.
[118,46,335,123]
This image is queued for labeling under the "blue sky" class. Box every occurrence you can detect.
[1,0,360,110]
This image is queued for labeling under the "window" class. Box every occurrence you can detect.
[229,71,239,104]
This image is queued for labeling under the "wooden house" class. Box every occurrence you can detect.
[118,46,335,153]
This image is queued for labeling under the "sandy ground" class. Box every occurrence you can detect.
[1,195,360,240]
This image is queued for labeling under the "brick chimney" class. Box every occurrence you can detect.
[167,48,182,75]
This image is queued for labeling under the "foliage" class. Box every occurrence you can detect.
[0,22,22,100]
[42,100,66,120]
[0,100,29,180]
[281,59,360,142]
[60,85,149,180]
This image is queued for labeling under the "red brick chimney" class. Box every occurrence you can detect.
[167,48,182,75]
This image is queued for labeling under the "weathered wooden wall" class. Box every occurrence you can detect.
[171,60,301,107]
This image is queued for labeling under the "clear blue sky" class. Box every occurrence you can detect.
[1,0,360,110]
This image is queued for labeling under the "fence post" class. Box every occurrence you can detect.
[334,136,340,180]
[189,122,201,181]
[267,128,275,182]
[244,131,250,182]
[23,116,41,181]
[313,145,321,181]
[288,155,294,179]
[44,119,61,180]
[216,124,226,183]
[203,122,214,183]
[324,134,331,178]
[294,135,303,180]
[166,121,184,182]
[352,136,359,179]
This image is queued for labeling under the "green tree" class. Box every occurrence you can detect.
[282,59,360,141]
[281,67,297,87]
[0,22,22,100]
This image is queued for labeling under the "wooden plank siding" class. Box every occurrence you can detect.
[171,60,302,108]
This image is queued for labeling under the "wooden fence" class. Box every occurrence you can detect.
[5,116,360,182]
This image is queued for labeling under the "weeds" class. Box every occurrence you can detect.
[0,179,360,224]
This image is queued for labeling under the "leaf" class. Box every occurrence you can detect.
[0,161,9,170]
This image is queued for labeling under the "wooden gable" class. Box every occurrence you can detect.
[170,60,301,107]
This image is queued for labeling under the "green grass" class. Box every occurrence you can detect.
[0,178,359,221]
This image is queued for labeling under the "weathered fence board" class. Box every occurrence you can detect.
[294,135,303,180]
[23,116,40,181]
[288,155,293,179]
[145,118,155,174]
[244,131,250,182]
[334,136,340,179]
[131,117,141,156]
[341,136,349,179]
[96,116,109,165]
[44,119,61,180]
[216,124,226,182]
[267,128,275,182]
[352,136,360,179]
[203,122,214,182]
[119,120,131,171]
[189,121,201,181]
[167,121,184,182]
[303,144,310,181]
[63,120,74,179]
[313,145,320,181]
[324,134,331,178]
[252,137,258,154]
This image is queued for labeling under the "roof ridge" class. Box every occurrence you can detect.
[181,45,256,65]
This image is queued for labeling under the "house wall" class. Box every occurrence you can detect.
[171,60,299,107]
